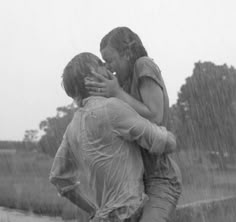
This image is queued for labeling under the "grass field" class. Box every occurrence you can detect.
[0,150,236,221]
[0,151,84,220]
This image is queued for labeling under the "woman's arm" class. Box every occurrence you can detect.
[85,72,164,124]
[139,76,164,124]
[114,77,163,124]
[107,98,174,154]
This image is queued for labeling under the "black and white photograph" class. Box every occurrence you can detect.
[0,0,235,221]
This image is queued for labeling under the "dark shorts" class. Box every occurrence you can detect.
[138,178,182,222]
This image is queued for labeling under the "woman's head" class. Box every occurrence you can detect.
[100,27,148,85]
[62,52,107,101]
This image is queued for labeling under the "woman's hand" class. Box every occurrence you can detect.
[85,70,122,98]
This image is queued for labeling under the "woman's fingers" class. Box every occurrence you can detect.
[91,70,107,82]
[86,86,101,92]
[86,86,107,94]
[85,80,105,88]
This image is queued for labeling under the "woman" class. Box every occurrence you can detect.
[85,27,182,222]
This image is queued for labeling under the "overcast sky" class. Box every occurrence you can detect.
[0,0,235,141]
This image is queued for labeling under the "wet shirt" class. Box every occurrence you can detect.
[130,57,182,184]
[49,96,169,221]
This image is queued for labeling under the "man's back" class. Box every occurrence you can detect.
[51,96,146,220]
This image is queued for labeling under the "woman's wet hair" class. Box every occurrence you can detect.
[62,52,102,100]
[100,27,148,69]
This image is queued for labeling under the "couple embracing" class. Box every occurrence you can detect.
[49,27,182,222]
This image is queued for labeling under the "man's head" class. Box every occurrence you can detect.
[62,52,107,101]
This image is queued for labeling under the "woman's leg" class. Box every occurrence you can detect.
[139,179,182,222]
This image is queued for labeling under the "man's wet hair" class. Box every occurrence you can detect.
[62,52,103,100]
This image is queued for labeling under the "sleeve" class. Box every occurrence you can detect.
[49,127,95,216]
[49,127,78,194]
[107,98,168,155]
[134,57,164,90]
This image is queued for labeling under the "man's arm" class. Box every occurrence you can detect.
[49,131,95,216]
[107,98,176,155]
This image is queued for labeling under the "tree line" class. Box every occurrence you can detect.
[18,61,236,165]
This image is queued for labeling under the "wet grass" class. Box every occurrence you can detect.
[0,150,235,220]
[0,218,10,222]
[0,151,87,220]
[175,151,236,205]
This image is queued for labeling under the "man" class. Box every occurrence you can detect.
[49,52,176,222]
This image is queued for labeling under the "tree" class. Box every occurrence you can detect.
[38,103,76,156]
[23,129,39,142]
[172,62,236,167]
[22,129,39,152]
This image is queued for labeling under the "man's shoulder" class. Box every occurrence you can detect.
[105,97,124,105]
[80,97,129,117]
[105,97,130,109]
[80,97,136,118]
[105,98,138,118]
[85,97,125,109]
[104,97,124,112]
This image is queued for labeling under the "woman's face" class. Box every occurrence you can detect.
[101,45,130,85]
